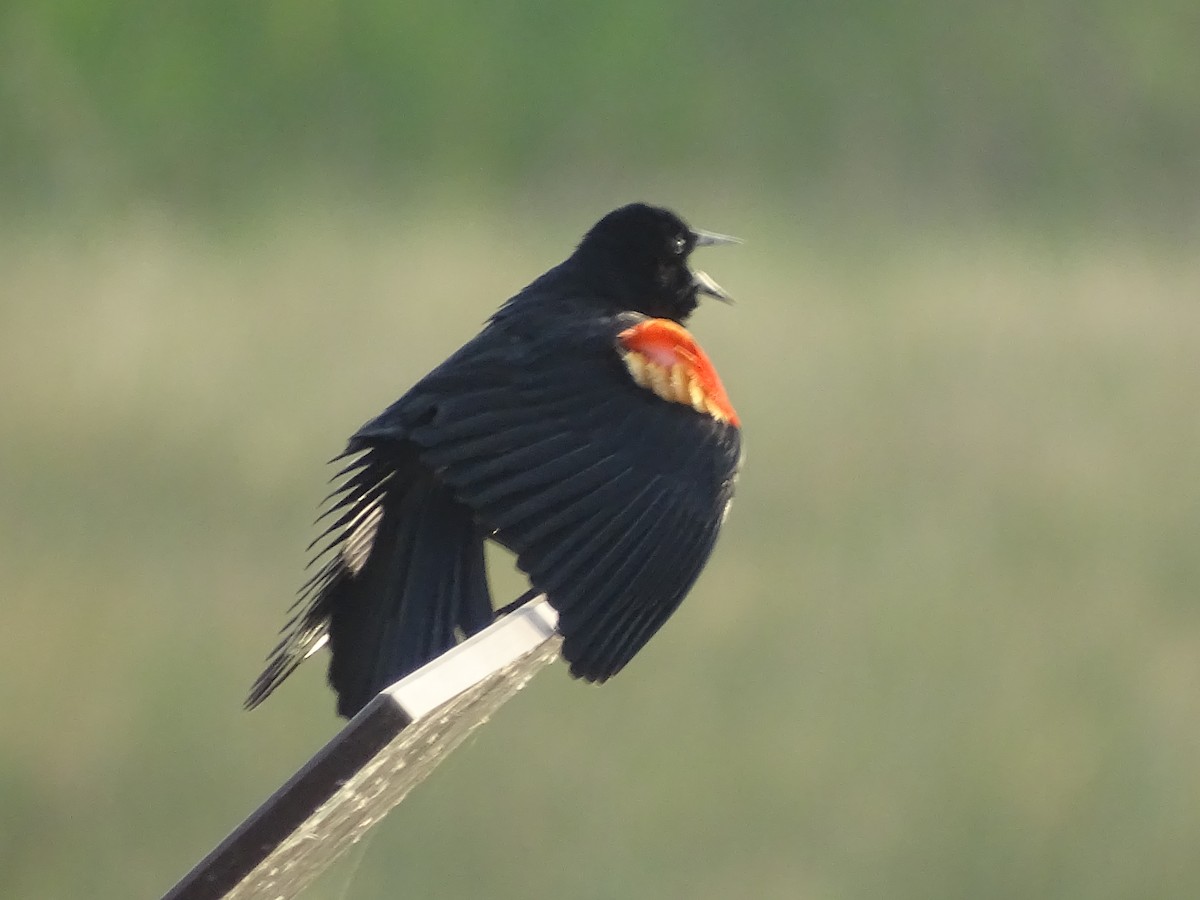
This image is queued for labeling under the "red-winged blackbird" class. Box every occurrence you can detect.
[247,203,743,718]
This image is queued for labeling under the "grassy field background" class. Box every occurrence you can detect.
[2,198,1198,898]
[4,3,1199,895]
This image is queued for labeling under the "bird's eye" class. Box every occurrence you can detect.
[672,236,687,256]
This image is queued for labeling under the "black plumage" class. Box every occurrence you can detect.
[247,203,742,717]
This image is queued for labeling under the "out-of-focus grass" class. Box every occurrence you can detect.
[1,203,1198,899]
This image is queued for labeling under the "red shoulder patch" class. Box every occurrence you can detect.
[617,319,740,427]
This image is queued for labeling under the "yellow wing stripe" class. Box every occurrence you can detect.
[621,351,735,425]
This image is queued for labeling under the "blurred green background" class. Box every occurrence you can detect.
[3,3,1199,898]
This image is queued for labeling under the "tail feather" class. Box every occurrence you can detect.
[326,454,494,718]
[246,444,494,718]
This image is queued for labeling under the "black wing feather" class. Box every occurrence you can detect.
[246,443,494,717]
[248,312,740,713]
[402,321,741,681]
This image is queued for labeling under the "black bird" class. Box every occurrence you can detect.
[247,203,743,718]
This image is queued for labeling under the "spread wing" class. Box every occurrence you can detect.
[368,315,742,681]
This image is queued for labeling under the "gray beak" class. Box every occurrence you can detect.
[691,229,743,248]
[692,268,734,303]
[690,228,740,302]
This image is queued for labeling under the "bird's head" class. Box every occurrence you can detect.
[574,203,740,322]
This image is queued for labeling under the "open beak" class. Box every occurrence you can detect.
[690,228,740,302]
[692,229,743,248]
[692,268,734,303]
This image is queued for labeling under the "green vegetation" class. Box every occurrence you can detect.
[4,2,1199,222]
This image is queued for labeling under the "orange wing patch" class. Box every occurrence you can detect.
[617,319,740,427]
